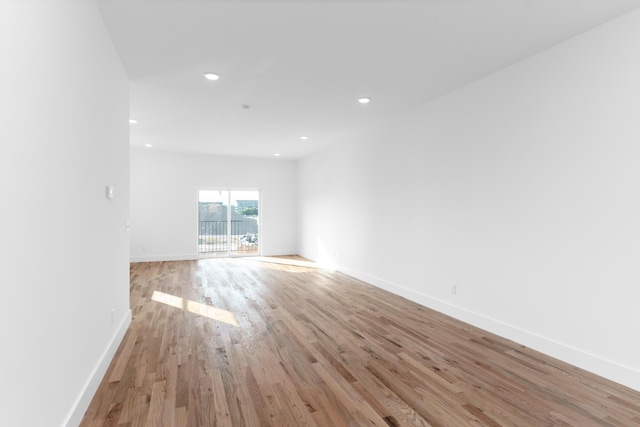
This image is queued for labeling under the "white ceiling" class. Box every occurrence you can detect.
[97,0,640,159]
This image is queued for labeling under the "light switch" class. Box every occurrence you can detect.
[106,186,114,199]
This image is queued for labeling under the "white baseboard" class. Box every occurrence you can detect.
[131,250,298,263]
[63,310,132,427]
[130,253,197,263]
[338,266,640,393]
[262,249,298,257]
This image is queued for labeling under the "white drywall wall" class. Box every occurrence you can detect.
[298,9,640,390]
[0,1,131,426]
[130,149,297,261]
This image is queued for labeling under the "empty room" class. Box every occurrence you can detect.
[3,0,640,426]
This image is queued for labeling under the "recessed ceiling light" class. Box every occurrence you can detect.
[129,119,138,124]
[144,144,152,148]
[358,97,371,104]
[300,136,309,140]
[274,153,281,157]
[204,72,219,81]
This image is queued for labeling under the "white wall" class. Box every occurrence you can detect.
[298,9,640,391]
[130,149,297,261]
[0,1,131,426]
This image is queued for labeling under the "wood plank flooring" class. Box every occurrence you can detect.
[80,257,640,426]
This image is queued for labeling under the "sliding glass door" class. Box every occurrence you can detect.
[198,189,260,256]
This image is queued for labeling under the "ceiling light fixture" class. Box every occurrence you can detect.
[129,119,138,124]
[242,105,250,111]
[358,97,371,104]
[300,136,309,140]
[274,153,281,157]
[204,72,219,81]
[144,144,152,148]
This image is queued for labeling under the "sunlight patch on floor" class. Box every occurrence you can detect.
[242,256,335,273]
[151,290,239,326]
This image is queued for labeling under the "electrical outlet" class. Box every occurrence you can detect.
[451,283,457,295]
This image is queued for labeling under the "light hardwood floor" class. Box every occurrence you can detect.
[80,257,640,426]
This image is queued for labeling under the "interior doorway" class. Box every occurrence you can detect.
[198,189,260,256]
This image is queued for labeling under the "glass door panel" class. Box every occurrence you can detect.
[198,190,229,254]
[230,190,260,256]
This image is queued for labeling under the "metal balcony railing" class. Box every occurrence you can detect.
[198,220,258,254]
